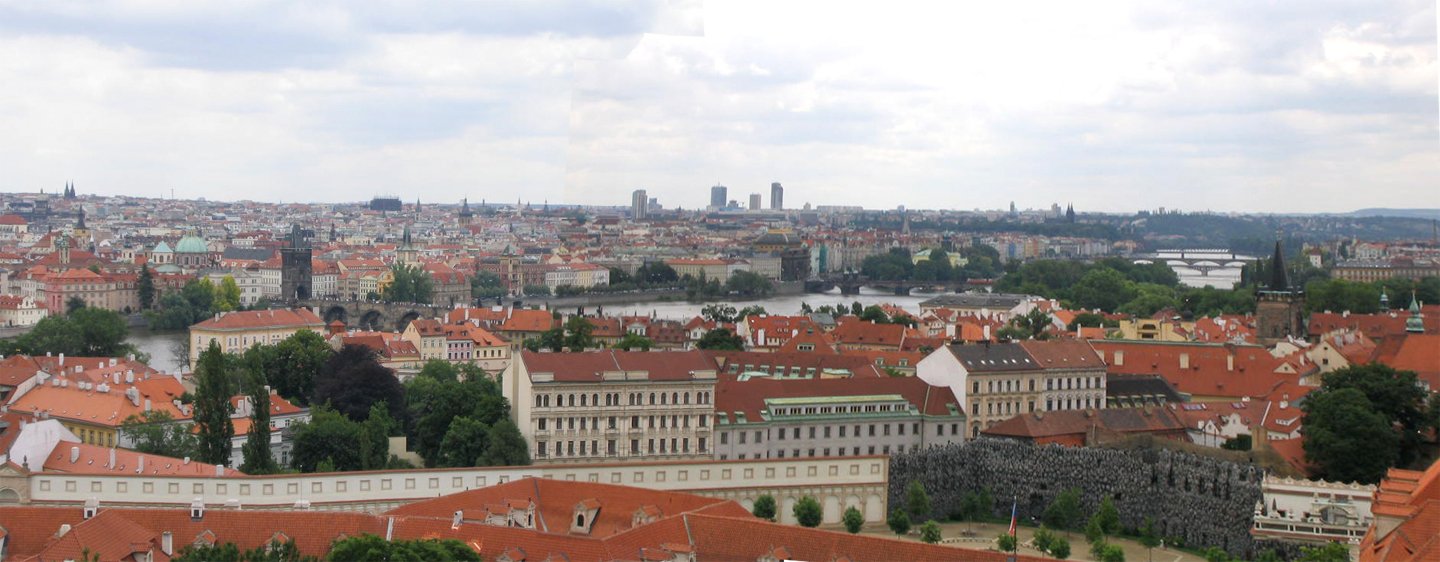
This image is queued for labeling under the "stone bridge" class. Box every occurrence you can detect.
[298,299,451,332]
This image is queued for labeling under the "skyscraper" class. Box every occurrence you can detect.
[749,193,761,210]
[710,184,727,209]
[632,189,648,220]
[770,182,784,210]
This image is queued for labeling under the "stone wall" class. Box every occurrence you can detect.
[890,439,1263,557]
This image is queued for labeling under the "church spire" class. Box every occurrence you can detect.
[1268,240,1289,291]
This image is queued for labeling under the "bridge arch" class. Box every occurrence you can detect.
[323,305,348,325]
[358,310,385,331]
[395,311,422,332]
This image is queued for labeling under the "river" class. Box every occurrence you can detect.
[124,288,943,373]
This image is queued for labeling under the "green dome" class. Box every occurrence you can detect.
[175,236,208,254]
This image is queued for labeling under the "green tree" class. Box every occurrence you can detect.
[437,416,490,467]
[1320,363,1428,466]
[214,276,242,312]
[137,264,156,310]
[616,333,654,351]
[360,403,397,470]
[1043,488,1083,532]
[65,295,87,315]
[193,341,237,465]
[118,410,197,459]
[1070,268,1136,312]
[239,369,277,474]
[1098,543,1126,562]
[887,508,911,536]
[1033,526,1056,554]
[1084,515,1104,545]
[290,407,365,472]
[906,479,932,520]
[635,261,679,285]
[522,284,551,297]
[997,533,1017,553]
[1202,547,1232,562]
[563,316,596,350]
[1010,308,1053,340]
[701,303,738,323]
[1050,537,1072,560]
[1095,496,1121,535]
[326,534,480,562]
[175,539,314,562]
[418,359,461,383]
[920,520,943,544]
[382,263,434,304]
[1296,542,1350,562]
[1303,387,1401,483]
[696,327,745,350]
[794,495,823,527]
[726,270,774,297]
[268,330,331,405]
[471,271,506,300]
[843,506,864,533]
[752,494,776,521]
[479,419,531,466]
[1139,516,1160,562]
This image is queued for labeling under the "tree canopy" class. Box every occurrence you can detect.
[382,264,433,304]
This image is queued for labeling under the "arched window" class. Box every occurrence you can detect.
[593,393,600,406]
[576,513,585,527]
[580,394,587,407]
[671,392,679,405]
[649,392,656,405]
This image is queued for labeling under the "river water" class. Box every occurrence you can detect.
[124,288,941,373]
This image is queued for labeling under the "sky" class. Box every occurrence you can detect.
[0,0,1435,213]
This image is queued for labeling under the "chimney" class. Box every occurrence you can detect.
[144,399,152,412]
[107,447,116,469]
[137,455,145,473]
[215,464,224,477]
[69,446,79,463]
[983,324,991,341]
[161,531,174,556]
[59,353,64,366]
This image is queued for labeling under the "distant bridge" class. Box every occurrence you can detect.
[1132,249,1259,275]
[297,299,451,331]
[805,272,975,296]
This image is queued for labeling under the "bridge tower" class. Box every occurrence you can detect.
[1256,240,1304,345]
[280,223,313,304]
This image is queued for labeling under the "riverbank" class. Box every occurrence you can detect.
[531,281,806,309]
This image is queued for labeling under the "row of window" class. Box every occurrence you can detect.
[534,390,712,409]
[718,421,961,445]
[972,375,1104,395]
[536,436,708,457]
[773,402,904,416]
[719,443,908,461]
[970,395,1102,417]
[536,414,710,431]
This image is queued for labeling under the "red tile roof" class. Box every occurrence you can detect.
[715,374,960,424]
[191,308,323,331]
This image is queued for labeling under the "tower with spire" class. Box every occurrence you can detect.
[1255,240,1306,345]
[396,223,418,266]
[1405,292,1425,334]
[458,198,474,226]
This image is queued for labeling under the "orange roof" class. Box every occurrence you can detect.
[1089,340,1310,400]
[1360,460,1440,562]
[10,376,188,428]
[1371,334,1440,390]
[499,309,557,333]
[42,441,240,477]
[192,308,323,331]
[831,319,907,348]
[714,374,960,424]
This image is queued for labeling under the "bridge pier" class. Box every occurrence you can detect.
[893,286,911,296]
[839,283,861,296]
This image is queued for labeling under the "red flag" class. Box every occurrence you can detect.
[1008,498,1018,537]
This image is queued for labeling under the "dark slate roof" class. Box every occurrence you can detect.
[1105,374,1185,402]
[919,292,1029,309]
[221,247,276,261]
[944,342,1037,372]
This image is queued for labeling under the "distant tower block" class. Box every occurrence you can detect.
[631,189,648,220]
[280,223,313,303]
[770,182,783,210]
[749,193,761,210]
[709,184,727,210]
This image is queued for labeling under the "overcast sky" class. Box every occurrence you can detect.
[1,1,1434,213]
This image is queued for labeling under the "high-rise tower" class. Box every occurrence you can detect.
[770,182,783,210]
[632,189,648,220]
[709,185,727,209]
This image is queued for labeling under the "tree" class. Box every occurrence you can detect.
[437,416,490,467]
[752,495,776,521]
[1043,488,1083,532]
[1303,387,1400,483]
[794,495,822,527]
[471,271,506,300]
[214,276,241,312]
[996,533,1017,553]
[563,316,596,350]
[920,520,942,544]
[1095,496,1120,535]
[522,284,551,297]
[1009,308,1053,340]
[843,506,864,533]
[174,539,314,562]
[119,410,197,459]
[1084,515,1104,545]
[635,262,679,285]
[1296,542,1350,562]
[906,479,932,520]
[239,369,277,474]
[1050,537,1072,560]
[616,333,654,351]
[382,264,433,304]
[312,344,404,423]
[1,307,143,360]
[290,407,365,472]
[193,341,237,465]
[65,296,87,315]
[1033,526,1056,554]
[1098,543,1126,562]
[701,303,738,323]
[726,270,774,297]
[1202,547,1232,562]
[887,508,911,536]
[1319,363,1428,467]
[137,264,156,310]
[268,330,331,405]
[696,328,745,350]
[1070,268,1136,312]
[479,419,531,466]
[1139,517,1160,562]
[326,534,480,562]
[360,403,397,470]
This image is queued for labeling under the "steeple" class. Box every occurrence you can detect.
[75,206,87,230]
[1268,240,1289,291]
[1380,288,1390,310]
[1405,292,1425,333]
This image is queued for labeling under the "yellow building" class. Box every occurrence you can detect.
[1115,318,1193,341]
[189,308,325,368]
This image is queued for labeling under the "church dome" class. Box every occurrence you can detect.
[175,236,208,254]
